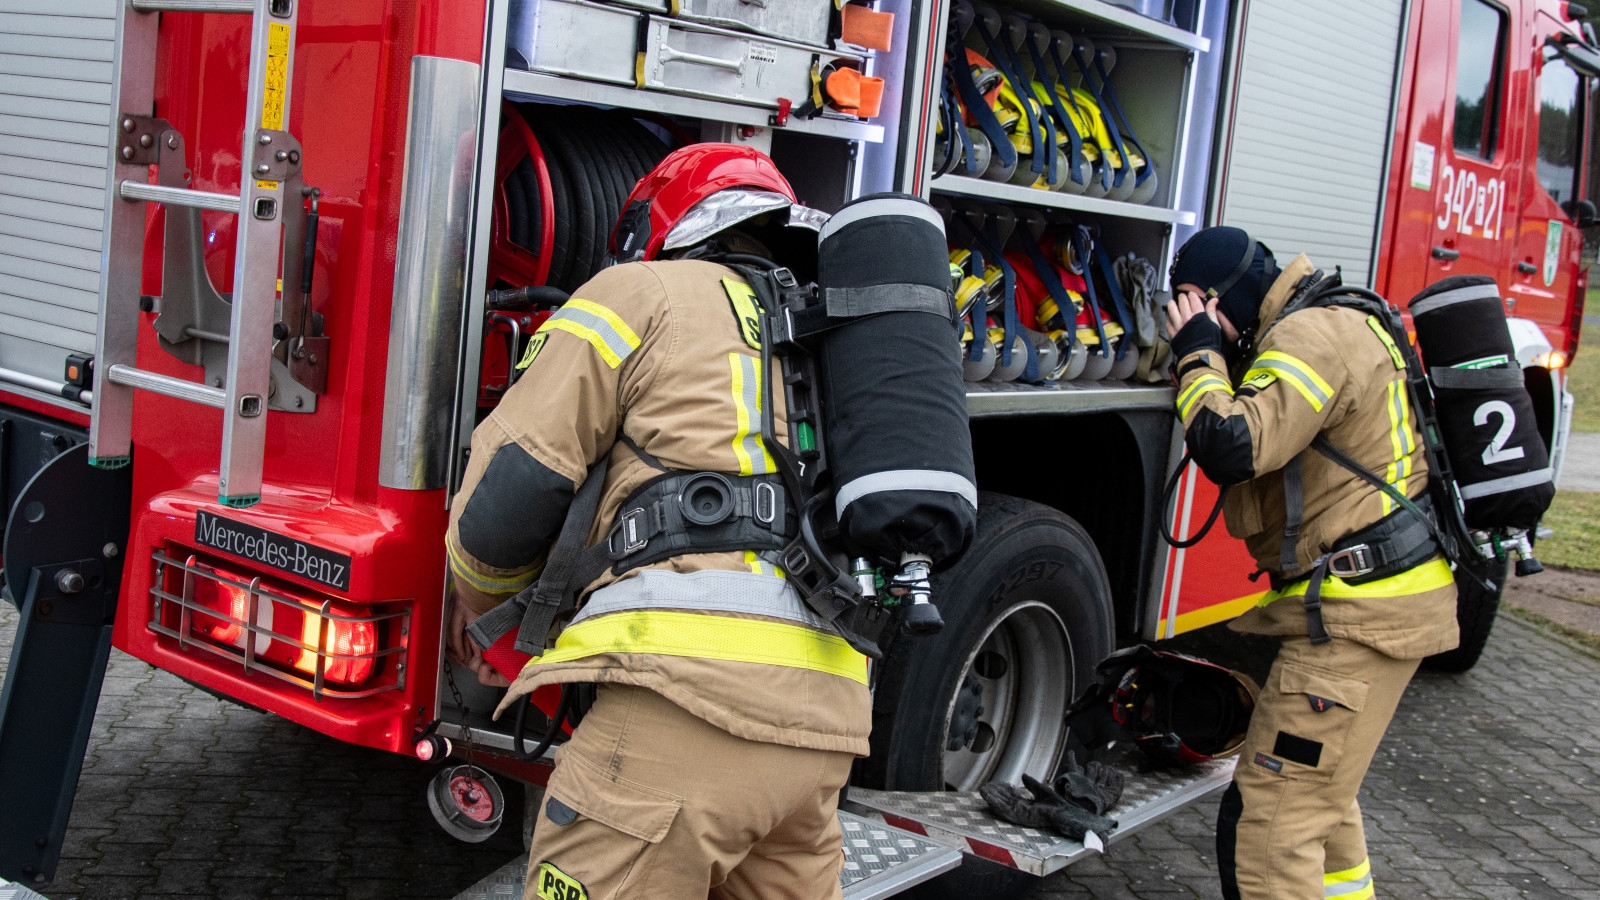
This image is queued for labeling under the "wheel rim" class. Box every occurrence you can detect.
[941,600,1074,791]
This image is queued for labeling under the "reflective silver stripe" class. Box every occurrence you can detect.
[834,469,979,520]
[819,196,945,243]
[1255,356,1332,409]
[732,353,775,475]
[570,570,830,631]
[1459,467,1553,500]
[1325,873,1373,897]
[1409,281,1502,317]
[546,305,638,364]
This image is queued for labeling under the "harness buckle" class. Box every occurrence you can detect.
[754,481,778,525]
[608,508,650,556]
[1326,544,1376,579]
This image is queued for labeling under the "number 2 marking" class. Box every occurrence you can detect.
[1475,400,1526,465]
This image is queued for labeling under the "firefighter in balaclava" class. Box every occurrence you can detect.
[1165,226,1458,900]
[443,144,974,900]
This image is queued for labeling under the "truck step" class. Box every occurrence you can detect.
[844,754,1236,877]
[448,811,961,900]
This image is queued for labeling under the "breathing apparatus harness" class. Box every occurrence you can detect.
[1160,269,1498,644]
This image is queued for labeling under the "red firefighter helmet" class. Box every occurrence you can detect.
[610,143,820,263]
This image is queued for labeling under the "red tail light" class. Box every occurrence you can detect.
[181,558,380,687]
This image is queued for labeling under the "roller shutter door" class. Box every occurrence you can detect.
[0,0,113,395]
[1217,0,1407,287]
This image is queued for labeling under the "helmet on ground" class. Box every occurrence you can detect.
[1079,645,1259,765]
[610,143,826,264]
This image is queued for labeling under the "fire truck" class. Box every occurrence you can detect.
[0,0,1593,896]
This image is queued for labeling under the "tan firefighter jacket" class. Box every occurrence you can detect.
[447,260,870,755]
[1175,254,1458,659]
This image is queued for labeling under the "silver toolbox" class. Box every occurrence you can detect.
[510,0,863,111]
[609,0,834,48]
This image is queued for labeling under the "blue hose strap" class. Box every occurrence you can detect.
[1069,226,1113,356]
[1069,42,1132,188]
[948,21,1016,170]
[1047,36,1108,193]
[942,65,977,176]
[987,18,1057,184]
[971,11,1048,179]
[1018,228,1078,332]
[979,221,1039,381]
[1092,241,1136,361]
[965,243,988,363]
[1025,29,1085,186]
[1091,51,1153,188]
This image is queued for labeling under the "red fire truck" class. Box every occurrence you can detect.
[0,0,1594,896]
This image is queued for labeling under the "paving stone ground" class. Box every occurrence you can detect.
[6,601,1600,899]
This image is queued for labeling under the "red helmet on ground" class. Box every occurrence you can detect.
[610,143,822,263]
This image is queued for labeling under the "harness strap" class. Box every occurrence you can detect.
[1302,556,1333,646]
[1280,454,1305,573]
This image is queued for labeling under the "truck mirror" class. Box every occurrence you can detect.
[1562,198,1598,228]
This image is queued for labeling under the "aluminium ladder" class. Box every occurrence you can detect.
[91,0,302,508]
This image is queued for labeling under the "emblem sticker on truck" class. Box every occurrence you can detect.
[195,510,352,591]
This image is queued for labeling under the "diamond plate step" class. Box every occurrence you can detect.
[448,811,961,900]
[844,754,1237,877]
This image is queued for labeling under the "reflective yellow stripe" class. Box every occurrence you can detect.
[1177,374,1232,419]
[744,550,785,579]
[1261,557,1453,604]
[1325,858,1374,898]
[446,538,537,596]
[729,353,776,475]
[1248,351,1333,412]
[1382,379,1413,515]
[1366,316,1406,370]
[532,609,869,684]
[537,299,641,369]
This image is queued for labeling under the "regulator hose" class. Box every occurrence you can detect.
[513,684,576,763]
[1160,451,1229,549]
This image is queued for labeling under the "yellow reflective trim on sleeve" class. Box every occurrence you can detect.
[1366,316,1406,370]
[1261,557,1453,604]
[1324,857,1373,898]
[1176,374,1232,419]
[446,538,537,596]
[729,353,776,475]
[532,609,869,684]
[1250,351,1333,413]
[536,299,641,369]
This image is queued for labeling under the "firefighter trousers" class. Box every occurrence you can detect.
[524,682,856,900]
[1216,635,1420,900]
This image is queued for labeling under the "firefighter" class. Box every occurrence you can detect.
[1164,226,1459,900]
[443,145,869,900]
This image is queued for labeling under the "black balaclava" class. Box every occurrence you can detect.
[1169,227,1279,341]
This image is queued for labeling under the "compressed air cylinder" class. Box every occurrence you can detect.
[1409,275,1554,530]
[814,194,978,568]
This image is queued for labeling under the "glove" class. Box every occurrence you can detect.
[1168,308,1223,361]
[979,774,1118,842]
[1053,755,1123,817]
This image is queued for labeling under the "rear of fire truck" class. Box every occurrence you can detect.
[1,0,1595,897]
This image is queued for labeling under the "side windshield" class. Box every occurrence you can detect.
[1454,0,1508,159]
[1536,56,1586,210]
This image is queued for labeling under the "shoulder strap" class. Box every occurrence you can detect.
[514,457,611,654]
[1310,435,1454,560]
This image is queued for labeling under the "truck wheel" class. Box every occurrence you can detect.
[1422,558,1506,673]
[858,493,1115,900]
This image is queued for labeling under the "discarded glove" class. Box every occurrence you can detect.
[979,773,1118,842]
[1053,754,1123,817]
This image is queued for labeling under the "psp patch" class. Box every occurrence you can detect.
[534,862,587,900]
[722,277,764,350]
[1243,369,1278,391]
[195,510,351,591]
[517,331,550,370]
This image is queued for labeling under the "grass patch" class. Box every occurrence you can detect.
[1539,490,1600,571]
[1502,604,1600,657]
[1573,293,1600,432]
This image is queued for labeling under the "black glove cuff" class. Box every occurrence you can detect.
[1170,313,1224,361]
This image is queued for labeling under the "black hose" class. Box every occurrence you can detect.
[513,684,574,763]
[1159,452,1229,549]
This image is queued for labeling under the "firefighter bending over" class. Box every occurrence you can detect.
[443,145,974,900]
[1165,226,1458,900]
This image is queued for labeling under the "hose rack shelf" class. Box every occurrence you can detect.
[931,174,1198,225]
[502,69,887,144]
[1010,0,1210,52]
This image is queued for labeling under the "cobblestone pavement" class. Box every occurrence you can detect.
[6,603,1600,899]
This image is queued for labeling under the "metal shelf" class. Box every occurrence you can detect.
[932,174,1197,225]
[1013,0,1210,52]
[503,69,887,143]
[966,380,1176,417]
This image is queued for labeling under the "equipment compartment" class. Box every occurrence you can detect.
[610,0,837,49]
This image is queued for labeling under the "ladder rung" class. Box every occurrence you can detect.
[119,181,241,215]
[130,0,254,12]
[107,364,226,408]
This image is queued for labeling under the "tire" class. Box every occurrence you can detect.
[858,492,1115,900]
[1423,557,1507,673]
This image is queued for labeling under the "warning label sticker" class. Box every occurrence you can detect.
[261,22,291,131]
